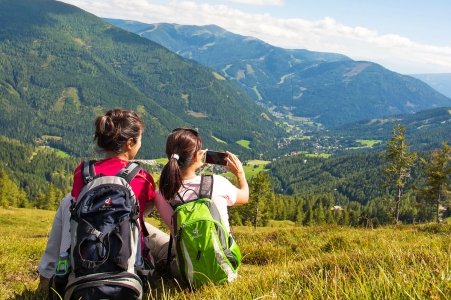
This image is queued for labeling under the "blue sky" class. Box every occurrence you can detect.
[59,0,451,74]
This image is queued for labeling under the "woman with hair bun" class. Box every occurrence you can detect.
[71,108,156,220]
[38,108,156,291]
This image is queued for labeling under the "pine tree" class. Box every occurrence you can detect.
[0,169,27,208]
[325,207,335,225]
[52,186,64,210]
[384,122,417,224]
[229,210,243,226]
[247,172,273,229]
[303,208,314,226]
[417,142,451,223]
[295,206,304,227]
[16,189,28,208]
[33,191,46,209]
[314,201,326,225]
[339,209,350,226]
[43,183,57,210]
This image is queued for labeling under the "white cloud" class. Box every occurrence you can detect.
[222,0,284,6]
[58,0,451,74]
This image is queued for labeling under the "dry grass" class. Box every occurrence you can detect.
[3,208,451,299]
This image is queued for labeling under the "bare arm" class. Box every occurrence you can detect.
[143,200,154,216]
[225,151,249,205]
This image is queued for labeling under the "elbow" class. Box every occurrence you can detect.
[143,202,154,216]
[235,195,249,206]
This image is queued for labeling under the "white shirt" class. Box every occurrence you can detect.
[154,175,237,235]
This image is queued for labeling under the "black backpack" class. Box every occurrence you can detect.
[64,160,154,300]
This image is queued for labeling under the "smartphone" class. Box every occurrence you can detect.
[205,151,228,166]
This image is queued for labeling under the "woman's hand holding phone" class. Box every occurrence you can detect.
[224,151,245,180]
[205,150,228,165]
[225,151,249,205]
[203,150,246,181]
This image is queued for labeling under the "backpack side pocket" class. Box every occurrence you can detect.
[223,236,241,271]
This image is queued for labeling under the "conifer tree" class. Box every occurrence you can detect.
[314,201,326,225]
[295,206,304,227]
[339,209,350,226]
[43,183,57,210]
[0,169,27,208]
[52,186,64,210]
[33,191,46,209]
[325,208,335,225]
[17,189,28,208]
[303,208,314,226]
[247,172,273,229]
[418,142,451,223]
[230,211,243,226]
[384,122,417,224]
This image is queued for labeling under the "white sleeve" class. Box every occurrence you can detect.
[213,175,237,206]
[37,193,73,278]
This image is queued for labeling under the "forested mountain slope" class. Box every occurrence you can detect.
[106,19,451,127]
[326,106,451,152]
[0,0,283,159]
[0,136,79,202]
[269,152,425,209]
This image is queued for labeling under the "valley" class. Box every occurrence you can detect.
[1,0,451,231]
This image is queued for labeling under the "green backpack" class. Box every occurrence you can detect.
[167,175,241,288]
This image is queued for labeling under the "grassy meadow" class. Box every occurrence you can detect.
[356,140,383,147]
[216,160,269,181]
[2,207,451,299]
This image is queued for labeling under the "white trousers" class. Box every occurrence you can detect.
[37,193,73,278]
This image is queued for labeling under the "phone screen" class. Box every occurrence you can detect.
[205,151,228,166]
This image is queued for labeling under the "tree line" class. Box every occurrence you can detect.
[2,122,451,228]
[230,122,451,227]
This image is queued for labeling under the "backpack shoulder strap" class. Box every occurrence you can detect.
[199,175,214,199]
[82,160,96,185]
[116,162,142,183]
[167,175,213,267]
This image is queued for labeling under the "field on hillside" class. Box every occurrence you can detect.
[2,207,451,299]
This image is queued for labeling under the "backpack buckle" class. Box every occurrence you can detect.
[90,228,104,242]
[81,260,96,268]
[119,170,129,178]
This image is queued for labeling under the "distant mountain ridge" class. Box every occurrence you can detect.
[410,73,451,99]
[106,19,451,127]
[110,22,351,64]
[0,0,283,158]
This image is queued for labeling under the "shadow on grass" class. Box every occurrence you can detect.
[12,268,189,300]
[12,289,48,300]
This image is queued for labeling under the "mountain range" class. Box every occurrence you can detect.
[0,0,283,158]
[1,0,451,223]
[106,19,451,127]
[1,0,451,162]
[410,73,451,99]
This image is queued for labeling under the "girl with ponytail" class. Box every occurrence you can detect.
[154,126,249,239]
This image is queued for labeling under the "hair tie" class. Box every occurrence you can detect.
[171,154,179,161]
